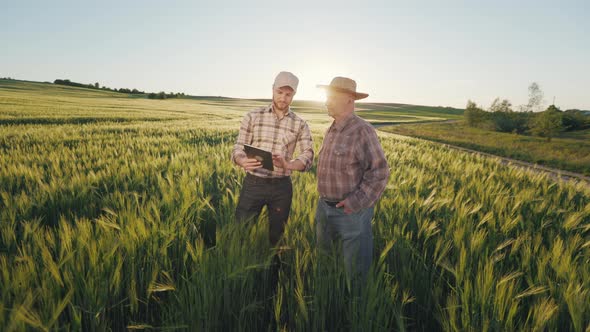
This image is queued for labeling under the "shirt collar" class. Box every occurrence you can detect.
[268,103,293,118]
[331,113,356,132]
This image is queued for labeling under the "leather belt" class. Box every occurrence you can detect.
[246,173,290,184]
[322,198,343,207]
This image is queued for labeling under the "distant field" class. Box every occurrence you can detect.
[0,80,455,129]
[381,121,590,176]
[356,102,464,120]
[1,79,589,331]
[256,98,463,125]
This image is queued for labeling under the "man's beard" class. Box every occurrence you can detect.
[273,100,288,112]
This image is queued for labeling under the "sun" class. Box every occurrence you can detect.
[287,62,354,102]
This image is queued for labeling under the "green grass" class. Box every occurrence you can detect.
[1,79,589,331]
[356,103,463,119]
[381,121,590,176]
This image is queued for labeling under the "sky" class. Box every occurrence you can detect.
[1,0,589,110]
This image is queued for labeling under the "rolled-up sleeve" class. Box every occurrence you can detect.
[346,128,390,212]
[231,113,252,165]
[294,121,314,171]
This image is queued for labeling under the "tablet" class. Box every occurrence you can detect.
[244,144,274,171]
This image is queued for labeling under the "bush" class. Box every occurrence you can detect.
[464,100,488,127]
[493,111,531,134]
[562,109,590,131]
[531,105,564,141]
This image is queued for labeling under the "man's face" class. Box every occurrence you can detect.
[272,86,295,112]
[325,90,352,118]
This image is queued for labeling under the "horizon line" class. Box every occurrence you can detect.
[0,77,467,110]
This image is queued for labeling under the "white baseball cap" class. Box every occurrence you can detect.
[273,71,299,93]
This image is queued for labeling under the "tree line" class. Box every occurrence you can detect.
[53,79,185,100]
[464,83,590,141]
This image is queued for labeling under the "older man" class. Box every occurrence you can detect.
[315,77,390,280]
[232,71,314,246]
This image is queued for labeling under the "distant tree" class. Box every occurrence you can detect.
[489,98,513,113]
[158,91,167,99]
[94,82,99,88]
[524,82,545,112]
[510,112,531,134]
[531,105,564,141]
[131,88,140,94]
[487,98,517,132]
[464,100,487,127]
[54,79,93,89]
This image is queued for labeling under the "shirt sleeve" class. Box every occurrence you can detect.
[346,127,390,212]
[231,112,253,165]
[293,121,314,172]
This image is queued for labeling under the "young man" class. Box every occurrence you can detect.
[232,71,314,246]
[315,76,390,280]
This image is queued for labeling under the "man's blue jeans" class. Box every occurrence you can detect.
[315,198,374,279]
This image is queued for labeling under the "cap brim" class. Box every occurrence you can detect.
[316,84,369,100]
[275,84,297,92]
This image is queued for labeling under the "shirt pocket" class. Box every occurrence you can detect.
[334,142,348,156]
[280,131,297,147]
[333,142,353,172]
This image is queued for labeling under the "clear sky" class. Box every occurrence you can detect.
[2,0,588,110]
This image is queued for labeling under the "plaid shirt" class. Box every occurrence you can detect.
[232,104,314,178]
[317,114,390,212]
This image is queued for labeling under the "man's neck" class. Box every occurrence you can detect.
[272,105,289,119]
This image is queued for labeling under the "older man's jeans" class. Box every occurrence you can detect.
[235,173,293,246]
[315,198,374,280]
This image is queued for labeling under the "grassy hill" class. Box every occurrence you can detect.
[0,78,463,128]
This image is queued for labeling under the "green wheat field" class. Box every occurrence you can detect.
[1,79,589,331]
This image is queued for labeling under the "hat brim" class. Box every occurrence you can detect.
[316,84,369,100]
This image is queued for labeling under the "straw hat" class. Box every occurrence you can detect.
[317,76,368,100]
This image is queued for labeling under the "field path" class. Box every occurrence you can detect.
[376,123,590,189]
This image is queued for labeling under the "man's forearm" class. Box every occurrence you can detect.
[347,173,390,212]
[286,159,305,171]
[234,154,247,167]
[231,147,247,166]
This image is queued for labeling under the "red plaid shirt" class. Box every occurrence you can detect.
[317,114,390,212]
[232,104,314,178]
